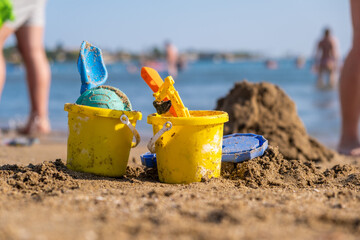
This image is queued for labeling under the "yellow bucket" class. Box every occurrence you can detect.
[64,103,142,177]
[147,110,228,184]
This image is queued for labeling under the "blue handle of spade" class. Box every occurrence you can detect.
[77,41,108,94]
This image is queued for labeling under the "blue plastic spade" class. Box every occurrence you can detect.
[78,41,108,94]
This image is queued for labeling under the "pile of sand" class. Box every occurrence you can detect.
[216,80,335,162]
[0,159,79,196]
[0,155,358,200]
[0,159,160,197]
[221,146,360,188]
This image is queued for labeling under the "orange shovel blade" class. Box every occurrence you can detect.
[140,67,177,116]
[141,67,164,92]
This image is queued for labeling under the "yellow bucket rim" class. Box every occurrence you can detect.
[147,110,228,126]
[64,103,142,120]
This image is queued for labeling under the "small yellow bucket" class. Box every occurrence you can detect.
[147,110,228,184]
[64,103,142,177]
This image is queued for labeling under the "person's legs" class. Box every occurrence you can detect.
[316,64,328,89]
[338,0,360,155]
[15,26,51,134]
[317,67,326,89]
[168,63,178,78]
[329,68,337,89]
[326,59,337,89]
[0,26,15,101]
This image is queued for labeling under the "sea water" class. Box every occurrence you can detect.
[0,59,340,148]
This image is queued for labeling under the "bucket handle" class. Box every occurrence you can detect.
[147,121,172,153]
[120,114,141,148]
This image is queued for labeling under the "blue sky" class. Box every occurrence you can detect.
[7,0,353,57]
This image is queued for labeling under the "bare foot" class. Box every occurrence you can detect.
[338,144,360,156]
[18,114,51,136]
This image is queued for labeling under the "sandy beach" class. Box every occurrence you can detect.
[0,138,359,240]
[0,82,359,240]
[0,0,356,239]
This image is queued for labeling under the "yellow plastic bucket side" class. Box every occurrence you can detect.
[148,110,228,126]
[148,111,228,184]
[64,103,142,120]
[65,104,142,177]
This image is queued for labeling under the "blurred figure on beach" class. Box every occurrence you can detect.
[0,0,50,135]
[313,28,339,89]
[295,56,306,69]
[177,54,187,72]
[338,0,360,156]
[165,41,178,77]
[265,59,278,70]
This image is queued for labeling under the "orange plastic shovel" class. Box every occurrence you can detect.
[141,67,177,116]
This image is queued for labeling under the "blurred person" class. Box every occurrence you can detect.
[314,28,339,89]
[295,56,306,69]
[265,59,278,70]
[165,41,178,77]
[338,0,360,156]
[0,0,51,135]
[177,54,187,72]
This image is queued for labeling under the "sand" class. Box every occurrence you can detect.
[216,80,334,163]
[0,81,360,239]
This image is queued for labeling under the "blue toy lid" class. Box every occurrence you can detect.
[140,133,268,167]
[222,133,268,163]
[140,152,157,168]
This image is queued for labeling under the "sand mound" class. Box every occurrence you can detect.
[125,166,159,182]
[222,146,325,188]
[0,159,79,196]
[0,159,161,197]
[324,164,360,188]
[216,80,335,162]
[221,146,359,189]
